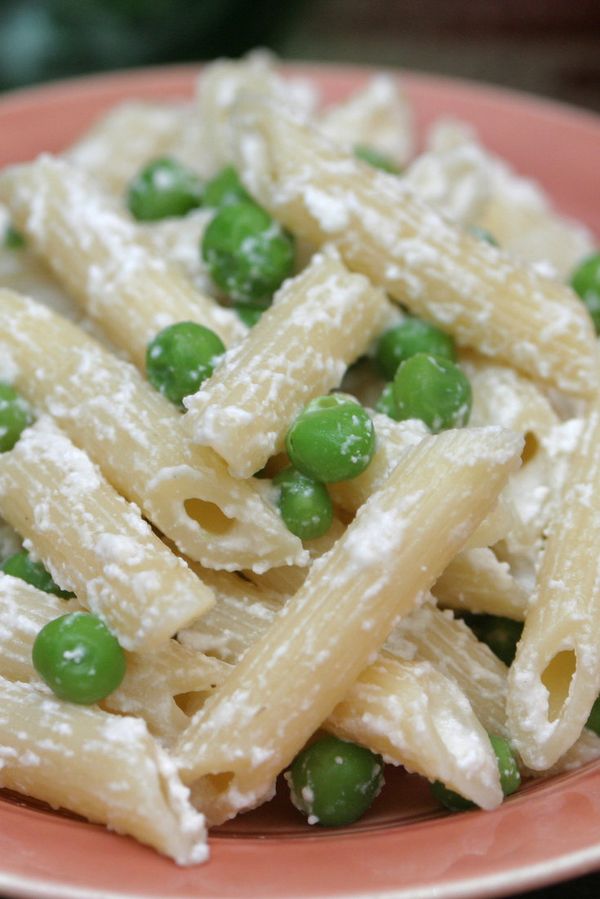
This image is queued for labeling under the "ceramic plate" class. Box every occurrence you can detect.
[0,63,599,899]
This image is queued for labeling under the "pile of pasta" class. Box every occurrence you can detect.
[0,51,599,865]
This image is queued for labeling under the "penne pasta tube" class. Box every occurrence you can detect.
[329,412,512,550]
[318,73,414,166]
[507,402,600,769]
[228,96,598,397]
[180,572,502,810]
[327,655,501,810]
[0,572,69,683]
[432,547,529,621]
[181,572,511,743]
[0,572,228,744]
[0,675,208,864]
[66,101,191,194]
[185,246,391,477]
[0,290,305,572]
[464,357,560,440]
[176,426,521,821]
[0,155,247,364]
[0,420,215,650]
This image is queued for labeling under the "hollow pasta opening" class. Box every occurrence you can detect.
[205,771,235,794]
[184,498,234,535]
[521,431,539,466]
[541,650,577,722]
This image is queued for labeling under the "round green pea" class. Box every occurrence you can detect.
[468,225,499,247]
[376,318,456,379]
[273,468,333,540]
[430,780,475,812]
[32,612,126,704]
[288,735,384,826]
[1,550,74,599]
[586,696,600,736]
[127,157,203,221]
[354,144,402,174]
[463,613,523,666]
[488,733,520,796]
[4,224,25,249]
[146,321,225,409]
[570,252,600,335]
[203,166,252,209]
[374,382,400,420]
[285,395,376,483]
[201,201,295,307]
[233,303,264,328]
[0,383,33,452]
[392,353,472,433]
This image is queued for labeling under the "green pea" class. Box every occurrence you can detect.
[273,468,333,540]
[146,321,225,409]
[431,732,520,811]
[1,550,74,599]
[570,252,600,335]
[354,144,402,174]
[586,696,600,736]
[286,395,376,483]
[0,383,34,452]
[127,157,203,221]
[463,613,523,666]
[430,780,476,812]
[32,612,126,704]
[288,734,384,826]
[392,353,472,433]
[201,201,295,307]
[233,303,264,328]
[468,225,499,247]
[376,318,456,379]
[203,166,252,209]
[488,733,520,796]
[4,223,25,249]
[374,382,400,420]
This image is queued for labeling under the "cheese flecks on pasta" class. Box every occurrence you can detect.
[507,404,600,769]
[0,675,208,864]
[66,101,192,194]
[0,289,306,572]
[228,96,598,397]
[185,246,391,477]
[0,155,247,364]
[179,573,502,809]
[0,419,215,650]
[433,546,529,621]
[176,427,521,822]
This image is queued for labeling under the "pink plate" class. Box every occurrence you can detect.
[0,63,599,899]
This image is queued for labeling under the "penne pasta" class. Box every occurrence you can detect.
[0,155,247,364]
[228,96,598,397]
[0,419,215,650]
[66,101,192,194]
[179,571,502,810]
[507,400,600,769]
[0,675,208,864]
[176,426,521,822]
[432,547,529,621]
[185,246,391,477]
[0,289,305,572]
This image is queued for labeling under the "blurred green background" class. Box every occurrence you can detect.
[0,1,598,110]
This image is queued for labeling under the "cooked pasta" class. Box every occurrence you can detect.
[0,54,598,865]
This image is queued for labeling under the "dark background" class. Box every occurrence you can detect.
[0,1,598,896]
[0,0,598,113]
